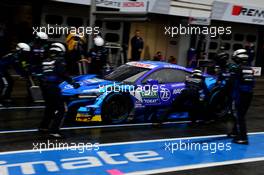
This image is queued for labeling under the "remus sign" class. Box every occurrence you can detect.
[212,1,264,25]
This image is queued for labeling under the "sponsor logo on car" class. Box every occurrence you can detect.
[141,91,158,98]
[140,91,160,104]
[160,88,171,101]
[143,98,160,104]
[173,88,184,95]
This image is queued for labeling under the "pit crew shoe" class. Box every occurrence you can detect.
[227,133,237,138]
[49,132,65,139]
[233,137,249,145]
[38,128,49,133]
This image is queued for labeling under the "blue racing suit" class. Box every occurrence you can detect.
[29,42,49,75]
[228,64,254,141]
[88,46,108,77]
[39,55,79,132]
[0,52,29,101]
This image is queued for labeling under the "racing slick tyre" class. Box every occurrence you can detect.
[207,87,231,119]
[101,93,133,124]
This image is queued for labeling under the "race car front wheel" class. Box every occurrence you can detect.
[102,93,133,124]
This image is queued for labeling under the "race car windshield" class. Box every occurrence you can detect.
[104,64,149,83]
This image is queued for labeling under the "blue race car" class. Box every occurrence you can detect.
[60,61,218,124]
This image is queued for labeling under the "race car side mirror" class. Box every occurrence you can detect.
[146,79,159,85]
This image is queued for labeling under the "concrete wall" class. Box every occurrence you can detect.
[128,16,192,66]
[128,20,171,61]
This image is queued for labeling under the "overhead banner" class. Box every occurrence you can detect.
[53,0,172,13]
[212,1,264,25]
[120,1,147,12]
[53,0,147,12]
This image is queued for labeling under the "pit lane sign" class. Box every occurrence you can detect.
[212,1,264,25]
[189,17,211,26]
[252,67,262,76]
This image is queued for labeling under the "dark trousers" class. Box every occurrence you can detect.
[89,61,104,77]
[0,71,13,101]
[131,50,141,61]
[66,51,81,75]
[232,91,253,139]
[40,82,65,132]
[0,76,4,102]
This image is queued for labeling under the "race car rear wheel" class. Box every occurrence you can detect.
[102,93,133,124]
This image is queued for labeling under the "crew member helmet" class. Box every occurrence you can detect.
[215,52,229,67]
[192,69,203,78]
[94,36,104,47]
[36,32,48,40]
[232,49,249,65]
[51,43,66,52]
[16,43,31,52]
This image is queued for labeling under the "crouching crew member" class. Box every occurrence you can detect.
[0,43,31,105]
[39,43,80,138]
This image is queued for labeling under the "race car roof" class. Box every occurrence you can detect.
[126,61,192,72]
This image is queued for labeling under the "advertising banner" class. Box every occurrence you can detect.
[54,0,147,12]
[212,1,264,25]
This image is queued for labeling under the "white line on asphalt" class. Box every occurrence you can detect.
[125,157,264,175]
[101,131,264,147]
[0,131,264,155]
[0,106,45,110]
[0,121,191,134]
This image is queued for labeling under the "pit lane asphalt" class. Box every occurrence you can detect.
[0,76,264,175]
[0,95,263,175]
